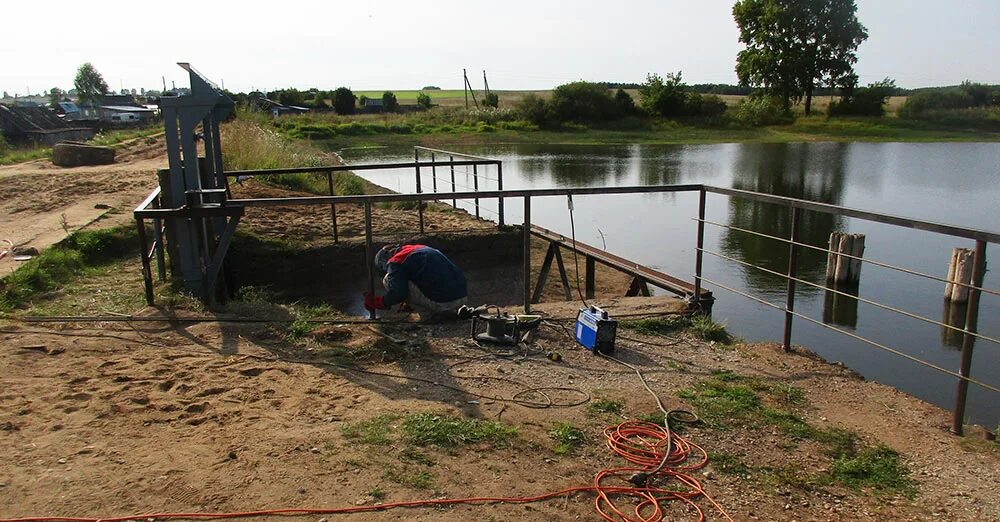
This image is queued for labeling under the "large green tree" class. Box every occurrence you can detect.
[733,0,868,114]
[73,62,109,106]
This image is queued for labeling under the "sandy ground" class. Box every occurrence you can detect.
[1,135,998,521]
[0,136,166,277]
[1,297,998,521]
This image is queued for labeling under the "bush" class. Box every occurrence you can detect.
[547,81,619,123]
[640,72,725,118]
[733,94,792,126]
[689,93,728,117]
[333,87,356,115]
[483,92,499,108]
[464,107,518,125]
[614,89,635,114]
[640,72,689,117]
[899,89,974,117]
[961,81,994,107]
[382,91,399,112]
[517,93,550,126]
[416,92,431,109]
[829,79,896,117]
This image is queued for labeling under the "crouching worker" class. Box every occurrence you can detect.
[364,244,468,321]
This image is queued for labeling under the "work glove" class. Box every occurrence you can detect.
[363,292,385,312]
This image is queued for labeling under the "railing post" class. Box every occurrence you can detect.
[415,150,424,234]
[472,164,480,219]
[585,256,596,300]
[450,155,457,208]
[431,152,437,193]
[952,240,987,435]
[326,170,338,243]
[151,196,166,281]
[523,195,531,313]
[136,217,154,306]
[497,162,505,228]
[364,200,376,320]
[693,188,706,307]
[783,207,801,352]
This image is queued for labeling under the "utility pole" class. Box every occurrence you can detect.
[463,69,468,109]
[483,70,490,97]
[162,76,167,92]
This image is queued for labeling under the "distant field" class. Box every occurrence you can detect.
[354,89,908,113]
[354,90,549,107]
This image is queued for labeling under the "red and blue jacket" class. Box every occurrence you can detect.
[382,245,467,307]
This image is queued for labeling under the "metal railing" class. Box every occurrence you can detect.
[134,167,1000,435]
[414,146,503,225]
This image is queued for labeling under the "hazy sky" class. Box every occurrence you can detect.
[3,0,998,96]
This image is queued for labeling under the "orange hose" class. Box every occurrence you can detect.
[0,421,732,522]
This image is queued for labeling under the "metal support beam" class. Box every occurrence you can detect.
[415,150,424,234]
[204,213,243,300]
[585,256,596,300]
[694,188,706,307]
[473,164,480,219]
[626,276,651,297]
[449,156,457,208]
[326,170,338,243]
[497,163,504,227]
[783,207,801,352]
[523,196,531,313]
[531,243,557,304]
[365,201,376,320]
[136,217,154,306]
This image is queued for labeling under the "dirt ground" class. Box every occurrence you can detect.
[1,138,999,521]
[0,136,165,277]
[1,297,998,521]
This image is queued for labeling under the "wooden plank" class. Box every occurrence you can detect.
[531,243,556,304]
[553,246,573,301]
[530,224,711,301]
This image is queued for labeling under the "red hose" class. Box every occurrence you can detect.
[1,421,732,522]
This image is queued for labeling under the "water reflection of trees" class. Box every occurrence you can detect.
[721,143,849,294]
[513,145,634,187]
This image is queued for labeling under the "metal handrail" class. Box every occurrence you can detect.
[698,275,1000,395]
[414,145,495,162]
[706,186,1000,243]
[695,217,1000,298]
[699,247,1000,346]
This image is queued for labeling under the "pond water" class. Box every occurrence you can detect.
[336,141,1000,427]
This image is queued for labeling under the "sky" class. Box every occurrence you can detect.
[2,0,999,96]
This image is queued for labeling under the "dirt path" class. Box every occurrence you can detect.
[1,297,997,521]
[0,136,166,276]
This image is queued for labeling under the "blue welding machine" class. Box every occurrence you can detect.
[575,306,617,355]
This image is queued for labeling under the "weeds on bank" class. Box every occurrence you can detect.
[679,371,916,496]
[342,412,518,450]
[622,314,733,344]
[0,226,138,312]
[549,422,586,455]
[587,398,624,416]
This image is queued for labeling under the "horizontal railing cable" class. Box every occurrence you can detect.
[698,247,1000,347]
[695,218,1000,298]
[697,275,1000,395]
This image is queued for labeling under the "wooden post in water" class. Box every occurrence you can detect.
[945,248,974,303]
[826,232,865,285]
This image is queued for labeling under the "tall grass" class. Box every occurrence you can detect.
[0,227,137,312]
[221,117,371,195]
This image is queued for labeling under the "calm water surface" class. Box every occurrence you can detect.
[338,142,1000,427]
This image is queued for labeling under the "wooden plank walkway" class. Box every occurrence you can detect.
[529,224,713,305]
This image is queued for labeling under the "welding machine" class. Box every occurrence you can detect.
[575,306,617,355]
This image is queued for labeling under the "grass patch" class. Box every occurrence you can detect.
[0,226,138,312]
[621,317,688,337]
[368,486,386,501]
[707,452,751,475]
[401,412,518,449]
[549,422,586,455]
[621,315,733,344]
[341,415,397,445]
[690,315,733,343]
[587,398,624,416]
[382,465,434,490]
[830,445,916,497]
